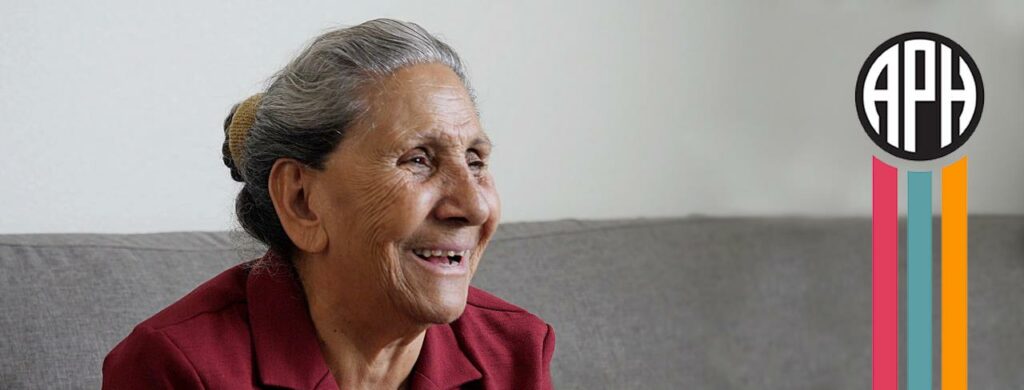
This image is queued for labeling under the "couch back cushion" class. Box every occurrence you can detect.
[2,217,1022,388]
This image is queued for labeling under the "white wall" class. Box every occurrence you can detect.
[2,1,1023,234]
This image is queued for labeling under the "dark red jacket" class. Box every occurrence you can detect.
[102,250,555,389]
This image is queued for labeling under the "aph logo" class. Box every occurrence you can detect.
[855,32,984,161]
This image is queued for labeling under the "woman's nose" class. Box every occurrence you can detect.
[432,166,489,226]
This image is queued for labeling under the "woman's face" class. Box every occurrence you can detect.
[307,63,500,325]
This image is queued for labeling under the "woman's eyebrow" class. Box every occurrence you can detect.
[471,134,493,149]
[408,132,493,149]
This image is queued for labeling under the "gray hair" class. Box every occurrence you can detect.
[221,18,475,259]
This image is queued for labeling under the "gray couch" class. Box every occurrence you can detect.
[1,217,1022,389]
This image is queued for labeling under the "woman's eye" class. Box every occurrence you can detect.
[467,150,487,171]
[410,156,429,166]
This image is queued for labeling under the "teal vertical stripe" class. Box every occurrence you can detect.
[907,171,932,390]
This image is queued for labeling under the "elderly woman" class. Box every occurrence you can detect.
[102,19,554,389]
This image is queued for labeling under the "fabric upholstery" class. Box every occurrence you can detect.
[1,217,1022,388]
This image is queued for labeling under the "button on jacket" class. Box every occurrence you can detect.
[102,250,555,389]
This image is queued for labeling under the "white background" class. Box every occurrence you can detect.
[2,1,1022,233]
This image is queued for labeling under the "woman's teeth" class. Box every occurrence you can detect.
[412,248,470,264]
[413,249,470,257]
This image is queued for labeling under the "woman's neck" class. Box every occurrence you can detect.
[295,255,428,389]
[314,322,425,389]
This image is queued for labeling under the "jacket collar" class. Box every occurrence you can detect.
[246,250,482,390]
[409,321,483,389]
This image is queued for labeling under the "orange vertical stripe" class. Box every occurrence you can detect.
[942,156,968,389]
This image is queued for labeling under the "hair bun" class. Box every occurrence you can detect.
[221,94,263,182]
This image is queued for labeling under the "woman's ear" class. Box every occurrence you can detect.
[267,159,328,253]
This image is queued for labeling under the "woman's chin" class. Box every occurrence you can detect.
[402,287,469,325]
[397,254,473,323]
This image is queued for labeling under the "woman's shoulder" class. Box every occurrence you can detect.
[447,287,555,388]
[131,263,252,331]
[102,263,258,389]
[460,286,553,336]
[453,287,556,371]
[464,286,533,313]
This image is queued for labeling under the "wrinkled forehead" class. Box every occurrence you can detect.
[353,63,486,148]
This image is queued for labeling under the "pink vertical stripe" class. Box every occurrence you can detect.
[873,156,898,390]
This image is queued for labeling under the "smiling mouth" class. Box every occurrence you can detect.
[411,248,469,266]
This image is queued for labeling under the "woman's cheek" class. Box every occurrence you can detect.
[352,174,416,239]
[384,177,436,238]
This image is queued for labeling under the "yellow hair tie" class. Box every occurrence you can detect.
[227,93,263,169]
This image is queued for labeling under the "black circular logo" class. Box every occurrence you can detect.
[855,32,984,161]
